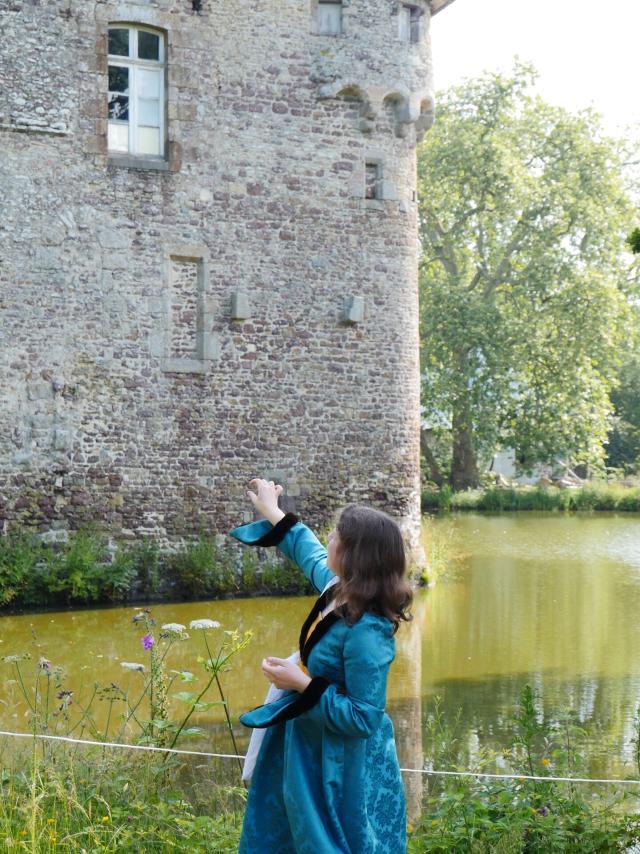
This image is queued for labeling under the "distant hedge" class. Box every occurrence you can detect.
[421,483,640,513]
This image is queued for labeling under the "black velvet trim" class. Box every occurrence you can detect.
[298,589,330,656]
[262,676,331,727]
[252,512,299,547]
[301,609,343,667]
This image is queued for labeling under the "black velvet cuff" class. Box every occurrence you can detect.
[269,676,331,725]
[252,512,299,547]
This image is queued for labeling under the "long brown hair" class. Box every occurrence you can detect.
[330,505,413,634]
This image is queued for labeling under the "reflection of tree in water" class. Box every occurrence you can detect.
[421,674,640,780]
[108,94,128,121]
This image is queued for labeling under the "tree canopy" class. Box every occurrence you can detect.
[418,64,639,488]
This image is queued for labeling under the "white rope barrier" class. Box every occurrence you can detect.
[1,729,639,786]
[0,730,243,760]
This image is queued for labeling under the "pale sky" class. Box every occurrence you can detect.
[431,0,640,139]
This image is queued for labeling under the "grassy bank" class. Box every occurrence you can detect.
[1,684,638,852]
[422,482,640,513]
[0,527,313,613]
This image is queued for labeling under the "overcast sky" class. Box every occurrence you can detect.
[431,0,640,139]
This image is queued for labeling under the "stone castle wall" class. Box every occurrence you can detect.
[0,0,438,560]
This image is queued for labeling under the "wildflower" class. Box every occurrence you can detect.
[102,815,110,823]
[542,758,550,766]
[189,619,221,630]
[141,634,154,650]
[56,689,73,699]
[3,653,29,664]
[161,622,186,633]
[48,818,55,824]
[121,661,145,672]
[38,657,52,671]
[160,623,188,639]
[132,612,146,623]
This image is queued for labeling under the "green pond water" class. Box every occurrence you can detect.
[1,512,639,782]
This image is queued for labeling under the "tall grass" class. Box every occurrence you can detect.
[1,684,638,851]
[0,742,245,852]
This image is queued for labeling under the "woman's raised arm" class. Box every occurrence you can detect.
[228,478,336,593]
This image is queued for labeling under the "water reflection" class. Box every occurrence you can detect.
[419,512,640,778]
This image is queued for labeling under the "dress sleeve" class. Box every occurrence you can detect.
[274,522,336,594]
[229,516,335,594]
[298,615,395,738]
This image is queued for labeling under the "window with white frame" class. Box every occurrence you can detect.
[318,1,342,35]
[399,4,422,43]
[107,25,165,158]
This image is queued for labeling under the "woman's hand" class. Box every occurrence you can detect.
[247,478,285,525]
[262,657,311,693]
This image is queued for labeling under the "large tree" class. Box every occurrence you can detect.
[605,353,640,474]
[418,65,639,489]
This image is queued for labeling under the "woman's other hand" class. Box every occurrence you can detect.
[262,656,311,692]
[247,478,285,525]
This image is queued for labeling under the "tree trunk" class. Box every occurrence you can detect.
[450,397,480,490]
[420,429,444,487]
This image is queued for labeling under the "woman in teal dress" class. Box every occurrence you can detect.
[230,478,413,854]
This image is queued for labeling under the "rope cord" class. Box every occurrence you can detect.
[1,729,639,785]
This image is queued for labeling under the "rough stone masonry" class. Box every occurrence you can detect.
[0,0,455,561]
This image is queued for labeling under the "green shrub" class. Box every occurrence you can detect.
[0,529,47,606]
[169,534,225,598]
[617,489,640,512]
[129,537,163,597]
[47,528,107,604]
[260,556,313,595]
[99,549,138,602]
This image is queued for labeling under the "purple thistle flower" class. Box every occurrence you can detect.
[141,634,154,650]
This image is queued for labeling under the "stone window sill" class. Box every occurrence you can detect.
[161,358,208,374]
[108,155,169,172]
[363,198,391,211]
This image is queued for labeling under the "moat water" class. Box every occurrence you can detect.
[2,512,639,781]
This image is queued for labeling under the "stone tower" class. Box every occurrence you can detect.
[0,0,454,560]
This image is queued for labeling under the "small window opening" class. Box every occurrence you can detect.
[107,24,165,158]
[399,4,422,43]
[318,1,343,35]
[365,162,381,200]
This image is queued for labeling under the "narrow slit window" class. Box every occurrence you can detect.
[399,5,422,43]
[107,25,165,158]
[365,162,381,200]
[318,1,342,35]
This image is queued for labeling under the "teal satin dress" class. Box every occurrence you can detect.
[230,517,406,854]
